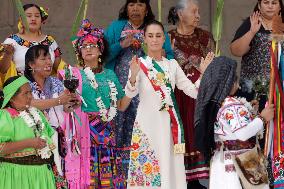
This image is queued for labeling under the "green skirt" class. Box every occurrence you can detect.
[0,162,56,189]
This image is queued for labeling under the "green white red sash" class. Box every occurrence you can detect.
[140,57,185,153]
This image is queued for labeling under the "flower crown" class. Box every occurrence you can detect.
[72,19,105,56]
[39,7,49,22]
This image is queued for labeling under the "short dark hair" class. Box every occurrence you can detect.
[118,0,155,22]
[24,45,50,82]
[254,0,284,21]
[144,20,165,34]
[23,3,48,22]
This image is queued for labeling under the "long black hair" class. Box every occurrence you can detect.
[24,45,50,82]
[254,0,284,22]
[23,3,48,22]
[118,0,155,22]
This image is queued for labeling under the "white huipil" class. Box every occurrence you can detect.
[209,97,268,189]
[126,56,199,189]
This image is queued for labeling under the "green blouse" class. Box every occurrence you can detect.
[80,69,125,113]
[0,108,55,156]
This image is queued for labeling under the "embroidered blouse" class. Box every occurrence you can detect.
[81,69,125,113]
[3,34,62,74]
[214,96,263,141]
[29,76,64,128]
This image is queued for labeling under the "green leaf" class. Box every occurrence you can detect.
[13,0,29,32]
[68,0,87,65]
[212,0,224,56]
[71,0,86,36]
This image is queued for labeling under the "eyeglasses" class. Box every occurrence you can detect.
[79,44,99,50]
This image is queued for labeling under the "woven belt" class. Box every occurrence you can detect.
[216,137,256,151]
[0,154,53,165]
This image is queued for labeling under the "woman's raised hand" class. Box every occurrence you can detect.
[199,52,215,74]
[1,44,14,56]
[120,33,136,48]
[250,11,262,35]
[129,56,141,85]
[58,90,78,105]
[260,104,274,122]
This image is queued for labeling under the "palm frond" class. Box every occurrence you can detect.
[212,0,224,56]
[68,0,87,65]
[158,0,162,22]
[13,0,29,31]
[71,0,86,36]
[83,0,89,20]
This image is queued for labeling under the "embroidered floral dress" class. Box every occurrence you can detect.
[0,108,56,189]
[127,56,199,189]
[3,34,61,74]
[168,28,214,181]
[210,97,266,189]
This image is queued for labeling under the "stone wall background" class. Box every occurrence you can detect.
[0,0,257,63]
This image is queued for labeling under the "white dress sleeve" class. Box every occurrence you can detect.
[234,118,263,141]
[170,59,199,99]
[3,38,18,46]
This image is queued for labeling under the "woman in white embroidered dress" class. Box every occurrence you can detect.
[125,20,214,188]
[194,56,274,189]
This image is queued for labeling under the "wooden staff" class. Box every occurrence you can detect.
[264,40,276,157]
[158,0,162,22]
[264,14,284,156]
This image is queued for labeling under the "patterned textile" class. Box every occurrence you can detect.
[168,28,214,181]
[8,34,62,56]
[128,122,161,187]
[214,97,254,136]
[114,21,145,179]
[30,77,64,101]
[29,76,64,127]
[88,113,126,189]
[51,162,68,189]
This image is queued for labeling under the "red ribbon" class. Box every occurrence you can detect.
[140,62,179,144]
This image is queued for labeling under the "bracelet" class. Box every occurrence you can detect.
[0,142,6,156]
[58,97,61,105]
[259,115,266,123]
[129,79,136,87]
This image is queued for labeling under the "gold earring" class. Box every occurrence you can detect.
[98,57,102,63]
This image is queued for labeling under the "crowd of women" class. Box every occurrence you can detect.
[0,0,281,188]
